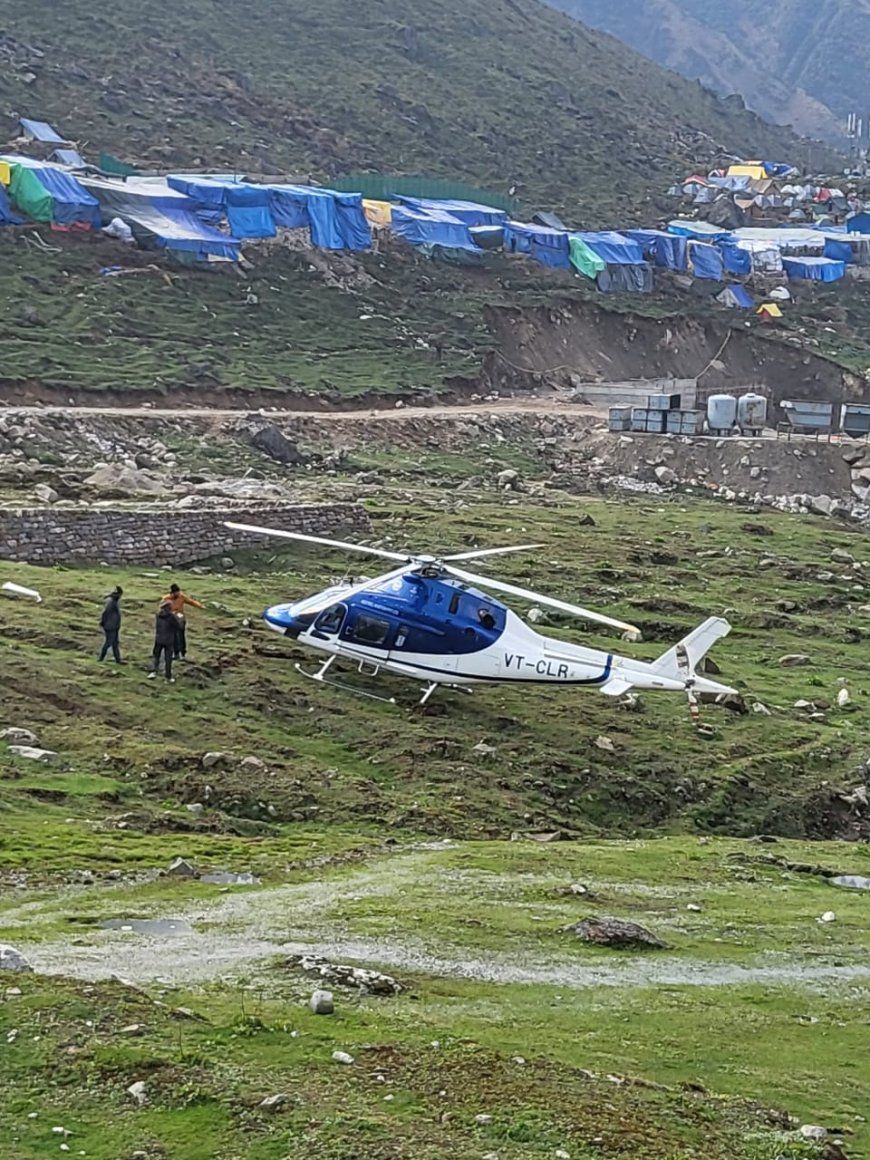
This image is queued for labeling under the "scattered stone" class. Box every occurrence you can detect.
[7,745,58,763]
[837,688,851,708]
[800,1126,829,1140]
[201,751,226,769]
[33,482,59,504]
[496,468,521,491]
[817,911,837,924]
[309,989,335,1015]
[654,465,676,484]
[250,425,306,466]
[475,1114,493,1124]
[0,945,33,972]
[220,557,235,571]
[751,702,772,716]
[686,903,703,912]
[511,830,562,843]
[779,654,811,667]
[52,1127,71,1137]
[332,1050,354,1065]
[85,464,167,495]
[258,1093,289,1111]
[794,700,817,712]
[166,857,197,878]
[120,1024,145,1036]
[831,548,855,564]
[185,802,204,816]
[563,916,670,950]
[594,735,616,752]
[126,1080,148,1106]
[5,986,22,996]
[296,955,402,995]
[239,755,266,770]
[472,741,497,757]
[809,495,833,517]
[0,727,38,745]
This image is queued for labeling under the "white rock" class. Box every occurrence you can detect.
[818,911,836,924]
[52,1127,71,1137]
[166,857,197,878]
[0,727,38,745]
[837,688,851,708]
[239,755,266,770]
[594,735,615,752]
[779,654,811,667]
[258,1094,288,1110]
[475,1114,493,1124]
[185,803,204,816]
[0,945,33,972]
[33,482,59,504]
[751,702,772,716]
[7,745,58,763]
[831,548,855,564]
[686,903,703,912]
[332,1050,354,1065]
[800,1125,828,1140]
[127,1081,147,1106]
[309,989,334,1015]
[472,741,497,757]
[654,465,676,484]
[201,752,226,769]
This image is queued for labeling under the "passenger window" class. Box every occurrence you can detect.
[351,615,391,646]
[449,593,460,615]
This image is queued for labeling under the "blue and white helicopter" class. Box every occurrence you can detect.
[226,523,737,714]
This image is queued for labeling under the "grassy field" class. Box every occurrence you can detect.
[2,488,869,1158]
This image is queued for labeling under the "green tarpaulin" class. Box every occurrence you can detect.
[569,235,606,279]
[8,164,53,223]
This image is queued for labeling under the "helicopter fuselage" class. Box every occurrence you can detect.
[262,573,728,695]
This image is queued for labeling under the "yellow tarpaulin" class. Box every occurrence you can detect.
[0,160,11,186]
[363,198,393,226]
[757,303,783,318]
[727,164,767,181]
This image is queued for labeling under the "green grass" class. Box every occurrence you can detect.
[0,0,834,224]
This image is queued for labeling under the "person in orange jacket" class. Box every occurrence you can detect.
[161,583,204,660]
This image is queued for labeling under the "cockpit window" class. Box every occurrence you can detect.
[314,604,346,634]
[351,614,391,646]
[448,592,461,615]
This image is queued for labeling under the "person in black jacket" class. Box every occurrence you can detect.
[98,586,124,663]
[147,601,178,682]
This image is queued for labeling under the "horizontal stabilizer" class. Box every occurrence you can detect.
[598,677,633,697]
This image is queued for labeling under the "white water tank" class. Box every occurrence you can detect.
[737,392,768,432]
[706,394,737,433]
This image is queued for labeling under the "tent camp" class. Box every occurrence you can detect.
[393,196,506,227]
[782,255,845,282]
[78,176,240,260]
[716,285,754,308]
[2,156,100,229]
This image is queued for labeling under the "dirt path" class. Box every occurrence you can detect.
[7,855,868,991]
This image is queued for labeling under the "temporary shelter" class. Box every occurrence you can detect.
[390,204,476,251]
[18,118,65,143]
[0,183,23,225]
[757,303,783,319]
[503,222,570,267]
[716,285,754,308]
[393,196,506,227]
[3,156,100,229]
[782,255,845,282]
[687,241,724,280]
[625,229,688,271]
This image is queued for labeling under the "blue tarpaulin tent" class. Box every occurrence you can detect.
[782,256,846,282]
[0,184,23,225]
[573,231,643,265]
[847,213,870,234]
[224,184,275,239]
[688,241,724,280]
[503,222,570,267]
[823,238,854,263]
[668,220,734,243]
[391,205,477,251]
[19,118,65,143]
[720,242,751,276]
[394,196,506,226]
[625,229,687,271]
[3,155,100,229]
[167,174,246,207]
[50,149,85,168]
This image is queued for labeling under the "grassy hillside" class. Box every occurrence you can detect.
[0,0,838,222]
[553,0,865,140]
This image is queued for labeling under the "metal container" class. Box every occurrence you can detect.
[631,407,649,432]
[737,392,768,433]
[781,399,834,434]
[841,404,870,437]
[667,409,704,435]
[609,405,633,432]
[647,393,681,411]
[706,394,737,433]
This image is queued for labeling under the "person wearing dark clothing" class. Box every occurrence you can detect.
[99,586,124,663]
[161,584,204,659]
[148,602,178,682]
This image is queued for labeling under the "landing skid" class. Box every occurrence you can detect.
[293,656,470,708]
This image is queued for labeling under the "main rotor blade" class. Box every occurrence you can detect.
[443,543,543,562]
[297,565,412,617]
[445,565,640,636]
[224,523,408,563]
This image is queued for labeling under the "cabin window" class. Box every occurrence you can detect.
[314,604,346,634]
[448,592,461,615]
[352,614,391,646]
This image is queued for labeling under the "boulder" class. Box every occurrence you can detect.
[496,468,521,491]
[809,495,833,517]
[654,466,676,484]
[33,482,59,504]
[0,727,38,746]
[250,425,305,466]
[239,755,266,770]
[0,945,33,972]
[166,857,197,878]
[831,548,855,564]
[563,916,670,950]
[85,464,167,495]
[309,989,335,1015]
[259,1094,289,1111]
[201,752,227,770]
[779,654,811,667]
[8,745,58,763]
[332,1051,354,1065]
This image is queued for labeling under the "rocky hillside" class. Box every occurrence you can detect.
[552,0,867,141]
[0,0,837,221]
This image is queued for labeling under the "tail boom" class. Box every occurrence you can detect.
[599,617,735,697]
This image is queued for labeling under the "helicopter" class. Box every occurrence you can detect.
[225,523,738,715]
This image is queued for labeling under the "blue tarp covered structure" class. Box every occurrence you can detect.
[573,231,643,264]
[688,241,724,280]
[720,242,752,276]
[0,184,23,225]
[668,220,734,243]
[823,238,853,264]
[625,229,687,271]
[19,118,64,143]
[50,149,85,168]
[224,184,275,239]
[394,196,506,226]
[3,156,100,229]
[78,176,240,260]
[596,264,653,294]
[782,256,846,282]
[391,204,477,251]
[503,222,570,267]
[167,174,246,208]
[847,213,870,234]
[716,284,754,308]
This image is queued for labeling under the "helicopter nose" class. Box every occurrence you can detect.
[264,604,305,637]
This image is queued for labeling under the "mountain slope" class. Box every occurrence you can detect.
[551,0,867,141]
[0,0,837,223]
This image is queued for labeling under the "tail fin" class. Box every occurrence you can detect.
[599,617,736,697]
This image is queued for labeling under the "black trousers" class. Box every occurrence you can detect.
[151,643,173,679]
[100,627,121,662]
[175,621,187,658]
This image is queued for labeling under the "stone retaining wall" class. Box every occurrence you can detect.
[0,503,370,566]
